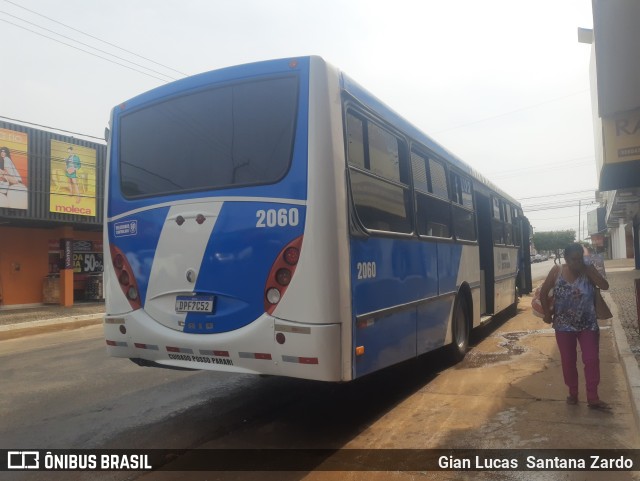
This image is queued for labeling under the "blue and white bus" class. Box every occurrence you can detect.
[104,56,532,382]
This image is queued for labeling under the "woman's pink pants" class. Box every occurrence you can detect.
[555,330,600,403]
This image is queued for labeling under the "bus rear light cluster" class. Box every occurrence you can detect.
[283,246,300,265]
[264,236,303,315]
[110,244,142,311]
[275,268,292,286]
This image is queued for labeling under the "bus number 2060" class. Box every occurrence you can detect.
[357,262,377,279]
[256,208,300,228]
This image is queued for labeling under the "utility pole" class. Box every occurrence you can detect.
[578,200,581,242]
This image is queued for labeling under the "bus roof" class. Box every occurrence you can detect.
[114,57,311,115]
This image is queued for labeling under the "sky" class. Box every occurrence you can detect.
[1,0,597,238]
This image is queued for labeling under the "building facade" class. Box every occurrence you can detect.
[582,0,640,268]
[0,119,106,308]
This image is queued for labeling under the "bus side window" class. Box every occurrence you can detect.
[411,151,428,194]
[346,113,365,170]
[513,207,522,246]
[504,202,513,245]
[450,172,476,241]
[368,123,400,183]
[412,151,451,238]
[492,197,505,244]
[346,111,412,234]
[429,158,449,200]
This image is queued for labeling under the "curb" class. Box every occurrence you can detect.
[0,314,103,341]
[608,290,640,430]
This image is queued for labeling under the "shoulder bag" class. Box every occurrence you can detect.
[594,288,613,320]
[531,265,560,321]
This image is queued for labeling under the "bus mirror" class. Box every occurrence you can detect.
[104,127,110,142]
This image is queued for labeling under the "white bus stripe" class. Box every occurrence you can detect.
[108,196,307,222]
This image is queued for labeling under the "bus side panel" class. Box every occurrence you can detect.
[416,297,453,355]
[436,243,463,296]
[455,244,481,328]
[493,245,519,313]
[435,242,471,346]
[351,237,438,378]
[275,58,347,328]
[419,243,478,349]
[354,309,417,377]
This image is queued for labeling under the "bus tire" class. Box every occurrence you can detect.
[507,284,519,317]
[450,295,469,362]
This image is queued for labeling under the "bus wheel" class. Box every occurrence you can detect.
[507,285,519,317]
[450,295,469,362]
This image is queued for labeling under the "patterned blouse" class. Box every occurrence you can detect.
[552,267,598,332]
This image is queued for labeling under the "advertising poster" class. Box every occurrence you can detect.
[49,140,96,217]
[0,127,29,210]
[72,240,104,274]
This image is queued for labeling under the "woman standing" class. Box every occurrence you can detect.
[539,243,610,409]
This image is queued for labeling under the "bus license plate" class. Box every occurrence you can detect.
[175,296,215,313]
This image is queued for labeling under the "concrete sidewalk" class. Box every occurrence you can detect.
[594,259,640,431]
[526,258,640,443]
[0,301,104,340]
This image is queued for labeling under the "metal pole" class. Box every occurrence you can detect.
[578,200,581,241]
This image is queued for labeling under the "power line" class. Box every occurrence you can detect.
[433,90,589,134]
[0,18,171,83]
[523,200,598,212]
[0,115,104,142]
[529,213,590,221]
[2,0,188,77]
[0,10,177,82]
[518,189,596,201]
[522,195,595,205]
[487,155,595,180]
[523,199,595,209]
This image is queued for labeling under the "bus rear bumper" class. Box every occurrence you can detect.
[103,311,343,382]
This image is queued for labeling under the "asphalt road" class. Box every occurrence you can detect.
[0,324,457,480]
[531,258,556,283]
[0,325,251,450]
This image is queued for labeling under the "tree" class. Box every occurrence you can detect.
[532,230,576,253]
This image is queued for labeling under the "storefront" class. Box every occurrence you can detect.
[44,238,104,303]
[0,120,106,308]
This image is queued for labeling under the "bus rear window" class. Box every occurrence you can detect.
[119,76,298,197]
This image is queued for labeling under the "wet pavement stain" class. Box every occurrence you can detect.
[458,331,529,369]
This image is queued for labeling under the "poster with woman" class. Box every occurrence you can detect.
[0,128,29,210]
[49,140,96,217]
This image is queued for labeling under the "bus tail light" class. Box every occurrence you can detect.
[110,244,142,311]
[264,236,303,314]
